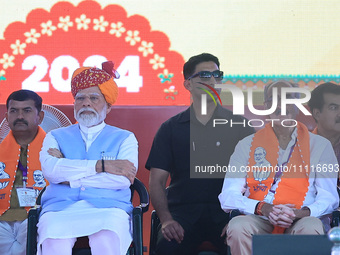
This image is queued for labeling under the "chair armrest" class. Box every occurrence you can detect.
[332,210,340,227]
[131,178,149,213]
[132,206,143,255]
[149,210,160,255]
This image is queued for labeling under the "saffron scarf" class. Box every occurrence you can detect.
[247,122,310,233]
[0,126,46,215]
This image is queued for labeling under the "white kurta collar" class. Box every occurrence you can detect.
[78,121,106,151]
[79,121,106,135]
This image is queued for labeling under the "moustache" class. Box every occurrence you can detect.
[78,107,97,115]
[14,119,28,126]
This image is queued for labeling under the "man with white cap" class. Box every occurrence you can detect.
[37,61,138,255]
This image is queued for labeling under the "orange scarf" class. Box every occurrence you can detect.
[247,122,310,233]
[0,126,46,215]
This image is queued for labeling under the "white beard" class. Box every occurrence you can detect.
[74,106,107,127]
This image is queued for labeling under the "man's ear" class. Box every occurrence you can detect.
[5,112,8,122]
[38,110,44,125]
[106,103,112,114]
[184,79,191,91]
[312,108,321,122]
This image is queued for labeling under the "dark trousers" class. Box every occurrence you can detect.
[155,204,228,255]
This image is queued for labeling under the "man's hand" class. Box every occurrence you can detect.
[220,223,228,244]
[161,219,184,244]
[97,159,137,184]
[268,204,296,228]
[48,148,63,158]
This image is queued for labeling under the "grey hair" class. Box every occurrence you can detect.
[264,80,300,102]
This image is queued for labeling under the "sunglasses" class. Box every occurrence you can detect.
[187,70,224,81]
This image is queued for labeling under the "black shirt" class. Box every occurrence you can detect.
[146,105,254,210]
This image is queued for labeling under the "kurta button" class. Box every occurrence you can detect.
[81,187,85,191]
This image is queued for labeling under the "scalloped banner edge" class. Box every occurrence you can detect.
[223,74,340,84]
[0,1,185,102]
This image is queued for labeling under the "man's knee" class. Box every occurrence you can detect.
[89,230,118,243]
[290,216,324,234]
[227,216,251,238]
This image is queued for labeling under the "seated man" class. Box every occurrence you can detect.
[37,61,138,255]
[308,82,340,166]
[219,80,339,255]
[146,53,254,255]
[0,90,47,255]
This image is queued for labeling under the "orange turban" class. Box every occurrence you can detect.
[71,61,119,105]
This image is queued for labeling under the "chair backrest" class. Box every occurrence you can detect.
[35,186,46,206]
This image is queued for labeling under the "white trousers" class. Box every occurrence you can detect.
[37,201,132,255]
[0,219,27,255]
[41,229,124,255]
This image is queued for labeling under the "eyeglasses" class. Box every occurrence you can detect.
[187,70,224,81]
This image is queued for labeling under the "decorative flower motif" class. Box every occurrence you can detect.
[76,14,91,30]
[24,29,41,44]
[150,54,165,70]
[138,41,154,57]
[164,85,178,100]
[158,69,174,83]
[125,30,141,46]
[41,20,57,36]
[93,16,109,32]
[109,22,126,37]
[0,54,15,69]
[10,40,27,55]
[58,16,73,31]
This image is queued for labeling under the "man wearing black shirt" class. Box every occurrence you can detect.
[146,53,254,255]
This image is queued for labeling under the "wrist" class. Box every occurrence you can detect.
[158,211,173,224]
[95,160,104,173]
[294,207,310,219]
[255,201,266,216]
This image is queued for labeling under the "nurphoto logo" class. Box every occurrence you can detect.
[200,84,312,128]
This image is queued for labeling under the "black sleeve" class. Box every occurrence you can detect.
[238,116,256,140]
[145,121,173,172]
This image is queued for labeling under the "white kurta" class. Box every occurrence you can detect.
[37,121,138,255]
[218,129,339,217]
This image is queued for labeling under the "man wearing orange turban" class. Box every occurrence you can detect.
[71,61,119,105]
[37,61,138,255]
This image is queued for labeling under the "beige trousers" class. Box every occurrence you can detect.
[227,215,324,255]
